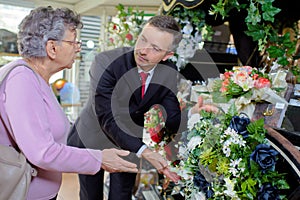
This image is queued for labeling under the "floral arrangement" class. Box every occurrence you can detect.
[211,66,271,101]
[103,4,144,50]
[204,66,288,116]
[174,105,289,199]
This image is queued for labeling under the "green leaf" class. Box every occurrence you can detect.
[245,24,266,41]
[277,56,290,66]
[261,3,281,22]
[211,91,230,103]
[227,103,238,116]
[266,46,285,58]
[245,2,261,25]
[247,118,266,143]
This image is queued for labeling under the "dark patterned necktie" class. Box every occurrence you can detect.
[139,72,149,99]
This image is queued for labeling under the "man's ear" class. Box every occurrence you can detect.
[162,51,174,61]
[46,40,57,59]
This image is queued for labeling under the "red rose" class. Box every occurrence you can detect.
[254,77,271,88]
[150,126,164,143]
[150,131,163,143]
[125,33,133,41]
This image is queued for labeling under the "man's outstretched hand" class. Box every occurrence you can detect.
[141,148,180,182]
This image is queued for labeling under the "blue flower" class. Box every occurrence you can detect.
[257,183,280,200]
[193,171,214,198]
[250,144,279,173]
[229,116,250,138]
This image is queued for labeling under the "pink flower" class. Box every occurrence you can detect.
[220,78,230,92]
[243,66,253,74]
[254,77,271,88]
[221,71,233,80]
[224,71,233,79]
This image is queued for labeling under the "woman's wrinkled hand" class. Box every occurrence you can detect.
[101,149,138,173]
[191,96,219,115]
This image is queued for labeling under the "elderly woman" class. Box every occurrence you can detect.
[0,6,137,200]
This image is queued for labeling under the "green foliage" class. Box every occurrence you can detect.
[210,0,298,69]
[266,32,297,66]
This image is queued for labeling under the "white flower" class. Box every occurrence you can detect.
[188,113,201,130]
[229,158,243,177]
[222,127,246,147]
[183,23,194,35]
[187,135,202,150]
[223,178,240,199]
[222,143,231,157]
[191,191,206,200]
[230,158,242,167]
[232,70,254,91]
[178,145,188,158]
[194,31,202,43]
[223,127,237,136]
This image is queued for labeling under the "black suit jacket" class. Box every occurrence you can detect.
[68,47,186,153]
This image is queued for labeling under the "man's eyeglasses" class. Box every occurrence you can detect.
[61,40,82,48]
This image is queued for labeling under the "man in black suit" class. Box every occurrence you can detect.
[68,15,184,200]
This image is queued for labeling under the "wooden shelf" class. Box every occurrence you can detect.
[0,52,20,57]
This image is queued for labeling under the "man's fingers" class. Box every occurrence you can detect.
[162,168,180,183]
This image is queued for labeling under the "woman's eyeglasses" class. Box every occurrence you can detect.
[61,40,82,48]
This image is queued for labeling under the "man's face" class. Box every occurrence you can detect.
[134,24,174,71]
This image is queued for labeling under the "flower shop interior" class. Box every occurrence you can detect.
[1,0,300,199]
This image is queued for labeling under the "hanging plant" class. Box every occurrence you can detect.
[168,6,214,70]
[210,0,298,71]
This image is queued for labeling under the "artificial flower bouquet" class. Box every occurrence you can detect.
[204,66,288,117]
[174,105,290,199]
[209,66,286,102]
[144,104,166,145]
[144,79,192,157]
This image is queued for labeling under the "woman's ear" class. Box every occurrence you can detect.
[46,40,57,59]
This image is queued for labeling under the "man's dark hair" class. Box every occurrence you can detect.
[147,15,182,51]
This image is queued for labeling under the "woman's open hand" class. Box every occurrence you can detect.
[101,149,138,173]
